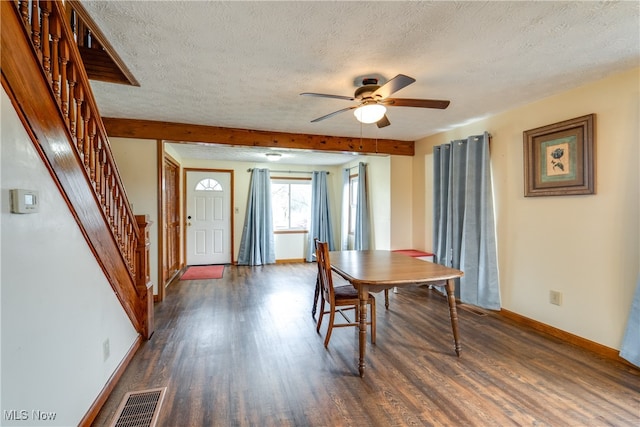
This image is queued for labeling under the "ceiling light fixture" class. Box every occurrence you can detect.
[353,103,386,124]
[265,153,282,161]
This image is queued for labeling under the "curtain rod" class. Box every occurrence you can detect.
[246,168,329,175]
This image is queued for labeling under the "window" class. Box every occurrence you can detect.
[271,179,311,231]
[195,178,222,191]
[349,174,358,235]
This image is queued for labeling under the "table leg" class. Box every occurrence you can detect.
[358,287,368,377]
[444,278,461,356]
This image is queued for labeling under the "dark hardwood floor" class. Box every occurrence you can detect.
[92,263,640,426]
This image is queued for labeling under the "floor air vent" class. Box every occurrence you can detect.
[458,304,488,316]
[109,387,166,427]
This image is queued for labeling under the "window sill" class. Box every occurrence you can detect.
[274,230,309,235]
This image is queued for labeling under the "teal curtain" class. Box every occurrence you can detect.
[354,162,370,250]
[620,276,640,367]
[433,132,501,309]
[237,168,275,265]
[306,171,334,261]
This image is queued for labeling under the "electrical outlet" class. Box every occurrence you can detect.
[103,339,110,361]
[549,290,562,306]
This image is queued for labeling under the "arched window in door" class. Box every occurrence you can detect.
[195,178,223,191]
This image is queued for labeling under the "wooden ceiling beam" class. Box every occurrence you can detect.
[102,118,415,157]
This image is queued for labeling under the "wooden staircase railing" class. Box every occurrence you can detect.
[2,0,152,338]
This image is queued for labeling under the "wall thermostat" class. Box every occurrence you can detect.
[10,189,39,214]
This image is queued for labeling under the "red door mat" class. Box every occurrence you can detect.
[181,265,224,280]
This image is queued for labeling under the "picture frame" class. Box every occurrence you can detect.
[523,114,595,197]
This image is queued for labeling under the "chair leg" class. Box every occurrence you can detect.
[316,297,325,333]
[324,308,336,348]
[384,289,389,309]
[312,273,320,317]
[370,298,376,344]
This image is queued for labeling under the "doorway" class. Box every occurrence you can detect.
[185,169,233,265]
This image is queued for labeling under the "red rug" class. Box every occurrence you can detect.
[181,265,224,280]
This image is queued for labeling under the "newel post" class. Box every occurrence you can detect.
[135,215,154,339]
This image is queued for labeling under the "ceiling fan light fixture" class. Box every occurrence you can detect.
[354,103,386,124]
[265,152,282,161]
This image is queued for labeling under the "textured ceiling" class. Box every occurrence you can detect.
[83,1,639,164]
[166,142,360,166]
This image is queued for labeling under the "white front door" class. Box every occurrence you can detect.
[186,170,232,265]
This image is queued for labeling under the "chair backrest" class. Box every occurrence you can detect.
[314,239,335,304]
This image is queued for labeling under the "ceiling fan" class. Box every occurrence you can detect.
[300,74,450,128]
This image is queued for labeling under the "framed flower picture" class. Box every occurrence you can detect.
[523,114,595,197]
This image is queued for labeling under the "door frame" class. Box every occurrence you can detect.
[162,154,181,285]
[183,168,235,266]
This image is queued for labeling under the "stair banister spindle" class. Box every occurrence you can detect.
[67,64,77,137]
[82,104,91,170]
[41,1,51,79]
[59,39,69,121]
[75,83,84,152]
[101,158,109,216]
[129,225,136,270]
[109,173,116,226]
[131,222,137,270]
[66,5,76,42]
[106,165,113,222]
[120,199,127,249]
[51,14,61,103]
[88,121,97,183]
[115,194,122,244]
[121,200,127,247]
[104,163,112,220]
[31,0,42,58]
[126,221,134,269]
[100,140,108,204]
[113,185,121,236]
[111,184,118,231]
[19,0,29,28]
[76,17,85,47]
[112,177,118,229]
[96,136,105,202]
[126,219,132,265]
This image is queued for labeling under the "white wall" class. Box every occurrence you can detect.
[1,89,139,426]
[110,138,159,294]
[410,67,640,350]
[390,156,413,250]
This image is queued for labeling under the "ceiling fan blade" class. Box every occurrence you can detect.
[383,98,450,109]
[300,92,355,101]
[372,74,415,99]
[376,115,391,128]
[310,106,356,122]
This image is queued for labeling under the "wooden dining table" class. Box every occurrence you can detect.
[329,250,464,377]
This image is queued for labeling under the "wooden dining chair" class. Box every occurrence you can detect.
[314,239,376,348]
